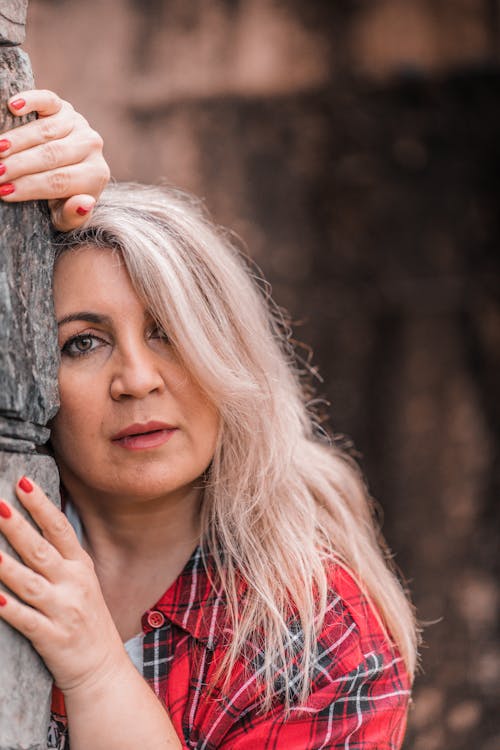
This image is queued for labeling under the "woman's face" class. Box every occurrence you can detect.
[51,245,219,503]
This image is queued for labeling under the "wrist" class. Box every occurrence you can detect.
[59,642,131,700]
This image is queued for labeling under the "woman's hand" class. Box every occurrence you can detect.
[0,476,126,693]
[0,89,110,231]
[0,477,183,750]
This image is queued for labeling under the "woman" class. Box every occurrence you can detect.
[0,91,418,749]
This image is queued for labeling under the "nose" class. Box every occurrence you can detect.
[109,342,166,401]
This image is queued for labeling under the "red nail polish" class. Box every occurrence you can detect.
[0,594,7,606]
[0,164,6,177]
[0,183,15,196]
[76,205,91,216]
[0,140,10,153]
[0,501,12,519]
[0,552,2,563]
[10,98,26,111]
[19,476,33,493]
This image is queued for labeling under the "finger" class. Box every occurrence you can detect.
[7,89,64,118]
[15,477,84,562]
[0,548,51,613]
[0,133,94,183]
[0,159,108,203]
[0,496,62,580]
[0,104,75,157]
[0,588,52,646]
[49,195,96,231]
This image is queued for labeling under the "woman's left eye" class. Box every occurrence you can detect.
[61,334,106,358]
[148,325,169,342]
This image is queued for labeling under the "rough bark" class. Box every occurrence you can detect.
[0,9,60,749]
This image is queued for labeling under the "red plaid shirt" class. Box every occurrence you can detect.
[48,546,411,749]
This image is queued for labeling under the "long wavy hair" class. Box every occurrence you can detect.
[54,182,418,710]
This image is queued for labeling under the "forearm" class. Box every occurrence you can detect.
[63,655,182,750]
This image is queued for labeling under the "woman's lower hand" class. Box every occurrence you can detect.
[0,89,110,231]
[0,476,126,694]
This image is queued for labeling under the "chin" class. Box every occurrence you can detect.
[57,452,207,502]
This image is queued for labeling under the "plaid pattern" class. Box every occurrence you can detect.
[49,546,411,749]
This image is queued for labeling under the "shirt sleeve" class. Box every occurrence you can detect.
[213,570,412,750]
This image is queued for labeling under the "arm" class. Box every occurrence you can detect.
[0,89,110,230]
[0,477,182,750]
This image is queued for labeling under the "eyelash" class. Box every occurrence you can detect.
[61,333,107,358]
[61,327,169,359]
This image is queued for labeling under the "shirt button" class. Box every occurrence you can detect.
[147,610,165,628]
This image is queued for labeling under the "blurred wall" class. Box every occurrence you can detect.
[24,2,500,748]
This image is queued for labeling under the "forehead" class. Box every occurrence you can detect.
[53,245,141,315]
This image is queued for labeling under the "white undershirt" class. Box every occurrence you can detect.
[64,500,144,675]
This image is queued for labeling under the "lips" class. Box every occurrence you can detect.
[111,422,178,451]
[111,421,176,441]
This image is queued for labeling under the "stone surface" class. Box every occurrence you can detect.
[0,1,28,46]
[0,454,59,750]
[0,29,60,750]
[0,47,59,452]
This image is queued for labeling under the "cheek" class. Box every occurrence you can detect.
[51,375,101,453]
[195,403,220,458]
[177,383,219,461]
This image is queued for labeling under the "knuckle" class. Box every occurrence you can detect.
[48,170,70,195]
[89,129,104,151]
[39,118,60,142]
[41,90,62,110]
[31,539,50,564]
[61,99,75,115]
[76,581,91,601]
[41,141,63,170]
[23,610,39,635]
[24,573,43,599]
[95,161,111,193]
[66,603,86,632]
[49,512,69,537]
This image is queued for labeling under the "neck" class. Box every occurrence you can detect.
[61,477,202,576]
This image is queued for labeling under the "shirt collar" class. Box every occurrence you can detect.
[142,545,231,649]
[62,498,232,649]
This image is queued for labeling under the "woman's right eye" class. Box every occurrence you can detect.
[61,333,106,358]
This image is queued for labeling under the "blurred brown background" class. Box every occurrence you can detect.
[24,1,500,748]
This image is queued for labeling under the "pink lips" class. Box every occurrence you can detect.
[111,421,177,451]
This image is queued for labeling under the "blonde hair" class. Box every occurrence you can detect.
[55,182,418,709]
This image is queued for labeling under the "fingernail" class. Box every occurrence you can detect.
[0,553,2,563]
[0,501,12,519]
[0,164,6,177]
[10,98,26,111]
[0,140,10,153]
[76,205,92,216]
[18,476,33,493]
[0,183,15,196]
[0,594,7,606]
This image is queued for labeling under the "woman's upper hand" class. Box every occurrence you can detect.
[0,476,126,694]
[0,89,110,231]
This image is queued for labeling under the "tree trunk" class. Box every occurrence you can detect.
[0,3,60,747]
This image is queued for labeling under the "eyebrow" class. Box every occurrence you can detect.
[56,310,153,327]
[57,312,113,327]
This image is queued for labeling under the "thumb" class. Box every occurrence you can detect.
[48,195,96,232]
